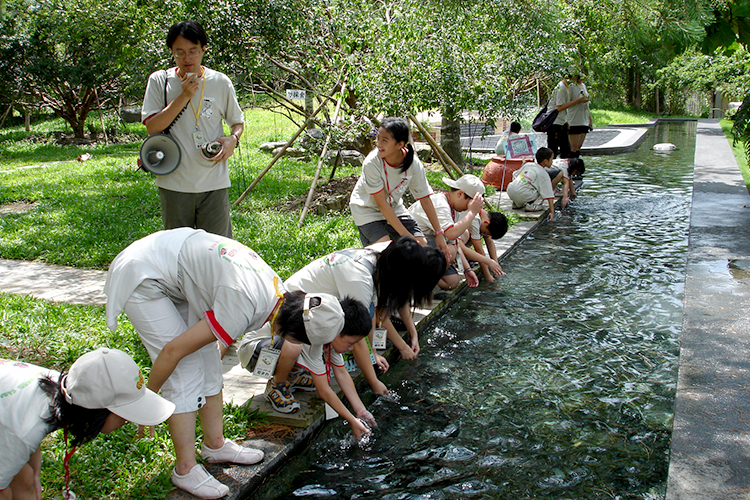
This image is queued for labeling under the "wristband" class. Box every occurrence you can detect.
[231,133,240,146]
[435,229,445,235]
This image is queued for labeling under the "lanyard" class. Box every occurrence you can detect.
[323,344,332,383]
[188,67,206,131]
[268,276,285,342]
[62,428,77,499]
[444,192,456,222]
[382,152,408,205]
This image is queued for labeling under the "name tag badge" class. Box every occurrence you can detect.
[253,347,280,379]
[373,327,387,350]
[325,402,338,420]
[193,130,205,149]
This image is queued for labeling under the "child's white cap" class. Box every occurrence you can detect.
[303,293,345,345]
[62,347,175,426]
[442,174,486,198]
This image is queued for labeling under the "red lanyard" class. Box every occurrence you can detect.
[383,157,408,205]
[63,428,77,499]
[444,192,456,221]
[323,344,332,383]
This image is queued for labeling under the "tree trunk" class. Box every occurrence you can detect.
[440,115,463,171]
[24,106,30,132]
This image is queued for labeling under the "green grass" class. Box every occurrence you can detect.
[590,108,658,125]
[720,119,750,193]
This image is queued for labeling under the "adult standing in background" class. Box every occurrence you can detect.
[547,70,588,159]
[567,73,593,158]
[142,20,244,238]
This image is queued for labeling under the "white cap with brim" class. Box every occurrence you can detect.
[442,174,486,198]
[62,347,175,427]
[303,293,345,346]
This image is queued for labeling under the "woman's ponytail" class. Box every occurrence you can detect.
[401,143,415,173]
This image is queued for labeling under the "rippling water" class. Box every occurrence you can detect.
[252,121,697,500]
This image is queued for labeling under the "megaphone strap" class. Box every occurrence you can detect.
[162,69,189,135]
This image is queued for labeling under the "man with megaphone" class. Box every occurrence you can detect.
[141,20,244,238]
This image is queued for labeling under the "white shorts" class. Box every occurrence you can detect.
[124,281,223,414]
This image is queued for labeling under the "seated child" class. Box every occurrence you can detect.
[547,157,585,208]
[506,147,556,222]
[349,117,448,255]
[409,174,502,289]
[495,121,538,157]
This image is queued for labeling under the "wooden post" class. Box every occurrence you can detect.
[298,81,347,226]
[0,104,12,128]
[409,115,462,179]
[94,88,108,145]
[233,82,340,207]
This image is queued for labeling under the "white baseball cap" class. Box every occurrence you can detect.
[62,347,175,426]
[442,174,486,198]
[302,293,345,345]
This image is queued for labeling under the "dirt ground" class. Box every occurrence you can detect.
[276,174,359,213]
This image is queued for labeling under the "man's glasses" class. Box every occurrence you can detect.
[172,49,202,59]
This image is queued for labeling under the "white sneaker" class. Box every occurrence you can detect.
[524,200,546,212]
[202,439,264,465]
[171,464,229,499]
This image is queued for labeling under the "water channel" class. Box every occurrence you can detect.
[251,121,697,500]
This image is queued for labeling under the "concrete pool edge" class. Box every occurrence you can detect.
[665,119,750,499]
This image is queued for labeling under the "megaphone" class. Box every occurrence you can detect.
[139,133,181,175]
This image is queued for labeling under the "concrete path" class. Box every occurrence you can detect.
[666,120,750,499]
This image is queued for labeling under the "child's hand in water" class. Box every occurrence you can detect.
[357,409,377,429]
[397,343,417,360]
[374,352,389,373]
[465,269,479,287]
[410,334,420,356]
[350,418,371,441]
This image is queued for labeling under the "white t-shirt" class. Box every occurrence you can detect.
[567,82,591,127]
[141,67,244,193]
[507,162,555,206]
[552,158,571,180]
[105,228,281,348]
[552,80,571,126]
[408,192,455,238]
[349,148,433,226]
[0,360,57,489]
[273,243,387,376]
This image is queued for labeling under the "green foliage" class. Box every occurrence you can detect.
[654,46,750,114]
[0,0,174,137]
[701,0,750,54]
[721,118,750,192]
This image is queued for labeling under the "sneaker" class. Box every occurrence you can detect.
[265,379,300,413]
[171,464,229,499]
[202,439,264,465]
[287,368,315,392]
[524,200,546,212]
